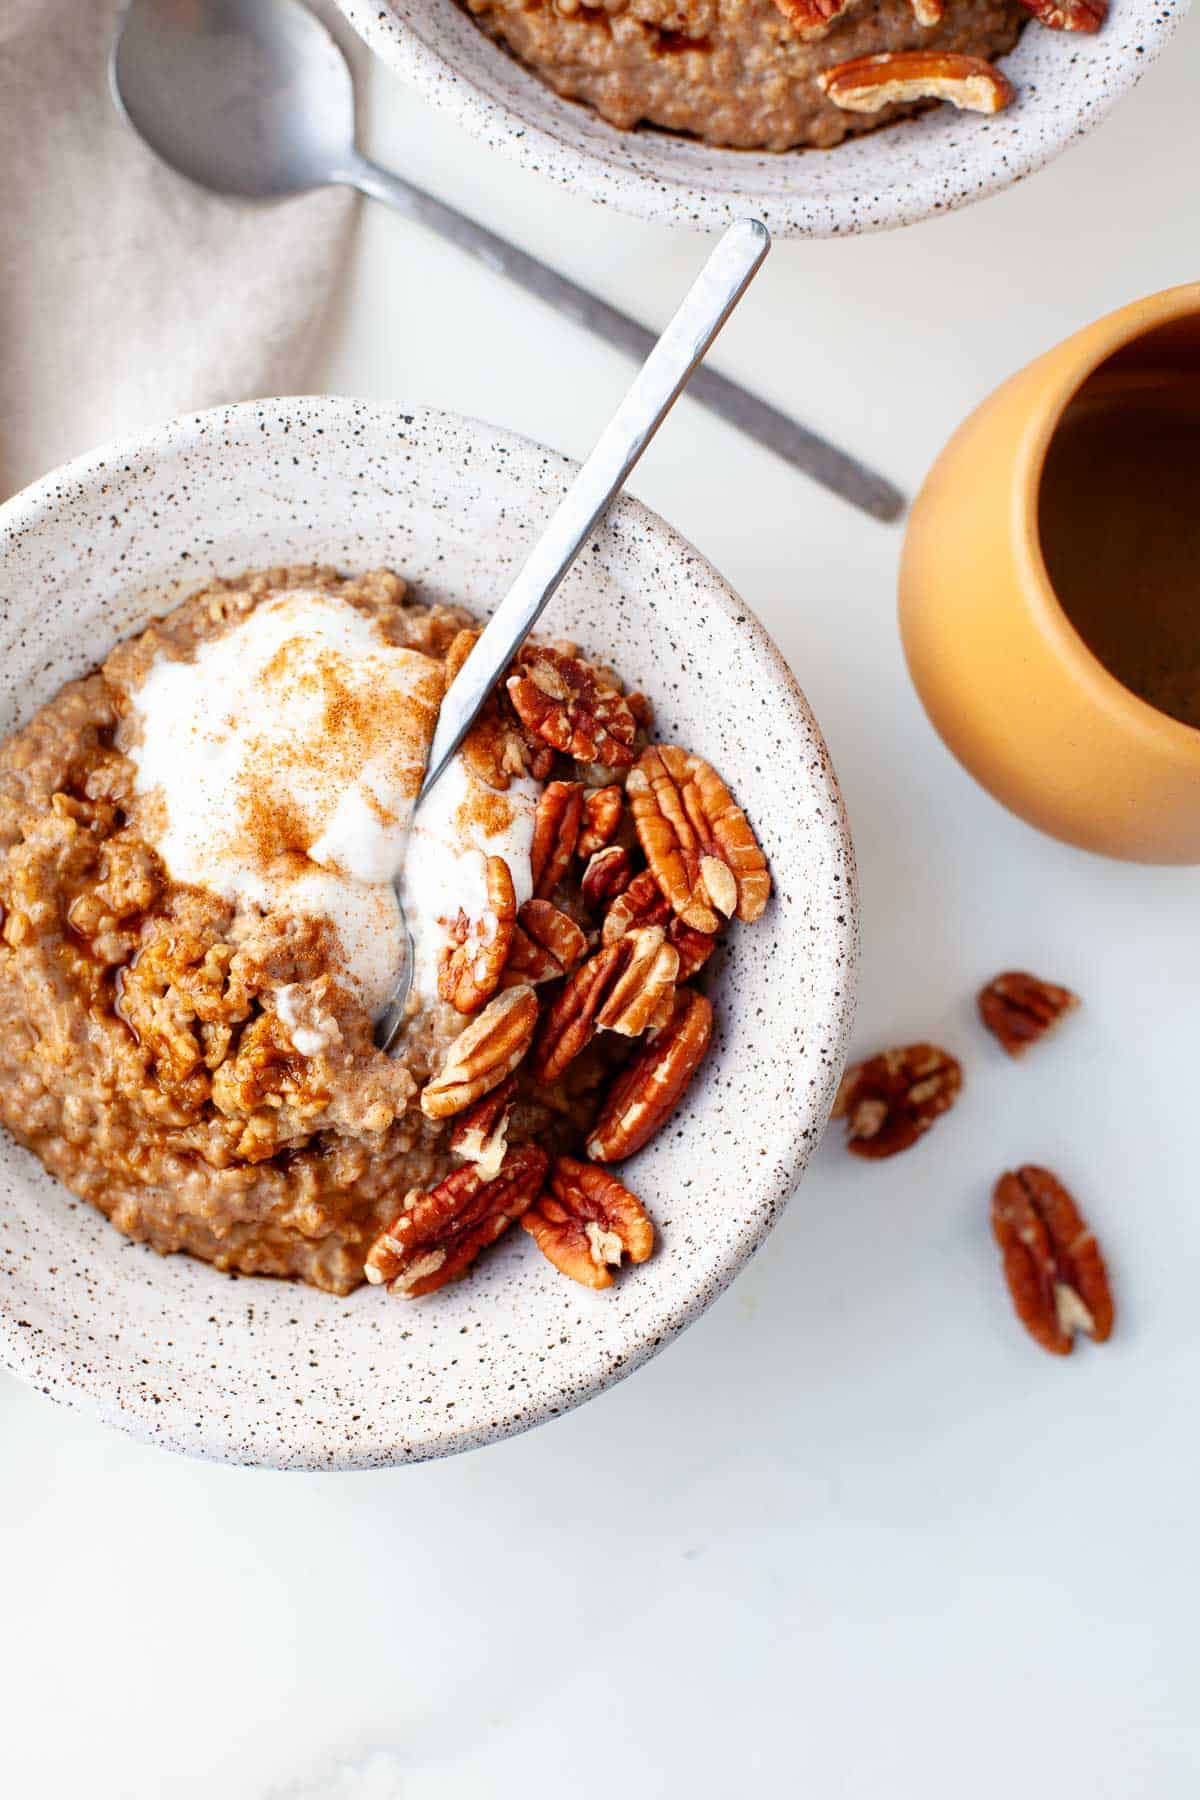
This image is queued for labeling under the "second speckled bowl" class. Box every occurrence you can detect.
[0,399,857,1468]
[336,0,1187,237]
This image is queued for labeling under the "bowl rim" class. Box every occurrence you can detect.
[335,0,1188,238]
[0,397,859,1468]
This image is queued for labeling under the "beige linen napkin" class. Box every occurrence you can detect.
[0,0,357,501]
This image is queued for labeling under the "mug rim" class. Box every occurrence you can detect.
[1016,281,1200,763]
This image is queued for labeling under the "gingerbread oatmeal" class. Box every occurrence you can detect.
[460,0,1110,153]
[0,566,770,1299]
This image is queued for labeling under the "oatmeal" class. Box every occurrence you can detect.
[0,566,771,1298]
[459,0,1109,152]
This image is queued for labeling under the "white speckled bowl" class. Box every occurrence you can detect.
[0,399,856,1468]
[337,0,1186,236]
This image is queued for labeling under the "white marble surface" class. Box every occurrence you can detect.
[4,14,1200,1796]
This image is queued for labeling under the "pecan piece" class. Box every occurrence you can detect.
[818,51,1014,114]
[580,844,634,911]
[595,926,679,1037]
[530,779,583,899]
[523,1156,654,1290]
[447,1072,518,1180]
[770,0,858,35]
[533,940,628,1084]
[577,785,624,860]
[503,898,587,986]
[587,988,713,1162]
[1019,0,1105,27]
[420,984,538,1118]
[437,855,517,1014]
[365,1143,548,1297]
[978,971,1078,1058]
[992,1166,1114,1355]
[447,630,540,791]
[601,867,714,980]
[507,645,637,768]
[832,1044,962,1159]
[627,745,769,934]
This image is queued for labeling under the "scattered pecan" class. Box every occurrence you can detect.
[594,926,679,1037]
[364,1143,548,1297]
[503,898,587,986]
[818,51,1014,114]
[587,988,713,1162]
[580,844,634,911]
[507,645,637,768]
[522,1156,655,1290]
[420,984,538,1118]
[437,855,517,1014]
[770,0,857,35]
[448,1072,518,1180]
[978,971,1078,1058]
[992,1166,1114,1355]
[530,779,583,899]
[832,1044,962,1158]
[627,745,770,934]
[601,867,714,980]
[1019,0,1106,27]
[577,785,625,860]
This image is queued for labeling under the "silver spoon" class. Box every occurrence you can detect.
[374,217,769,1050]
[110,0,904,523]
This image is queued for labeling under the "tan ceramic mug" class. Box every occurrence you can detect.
[899,282,1200,864]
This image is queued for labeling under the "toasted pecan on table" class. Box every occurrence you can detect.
[627,744,770,934]
[364,1143,549,1297]
[818,51,1015,115]
[991,1165,1114,1354]
[587,987,713,1163]
[507,645,637,768]
[978,971,1078,1058]
[832,1044,962,1158]
[530,779,583,899]
[523,1156,655,1290]
[437,855,517,1014]
[421,984,538,1118]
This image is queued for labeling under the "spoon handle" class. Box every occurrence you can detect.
[345,155,902,523]
[419,217,769,798]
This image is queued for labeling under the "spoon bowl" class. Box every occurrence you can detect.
[112,0,355,198]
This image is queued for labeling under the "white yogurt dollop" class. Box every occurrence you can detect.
[123,587,542,1025]
[124,589,443,1016]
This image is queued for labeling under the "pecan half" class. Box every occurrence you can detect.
[992,1166,1114,1355]
[770,0,858,36]
[577,785,625,860]
[503,898,588,986]
[420,984,538,1118]
[627,745,770,934]
[832,1044,962,1159]
[522,1156,654,1290]
[978,971,1078,1057]
[364,1143,548,1297]
[447,630,542,791]
[594,926,679,1037]
[437,855,517,1014]
[601,867,715,980]
[580,844,634,911]
[507,645,637,768]
[818,51,1014,114]
[448,1072,518,1180]
[1019,0,1105,27]
[587,988,713,1162]
[530,779,583,899]
[532,940,630,1084]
